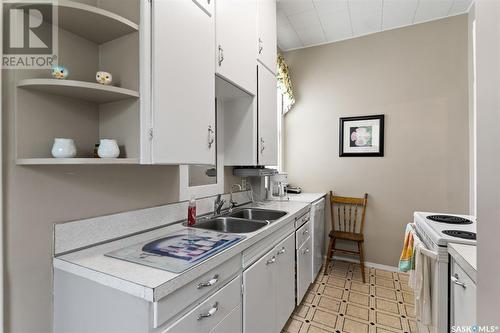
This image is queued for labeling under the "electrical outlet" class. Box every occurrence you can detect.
[241,178,247,190]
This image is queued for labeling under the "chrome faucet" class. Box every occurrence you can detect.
[213,194,225,216]
[229,184,242,212]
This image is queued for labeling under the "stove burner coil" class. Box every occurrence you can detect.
[442,230,476,240]
[427,215,473,225]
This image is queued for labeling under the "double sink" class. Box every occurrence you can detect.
[190,208,287,234]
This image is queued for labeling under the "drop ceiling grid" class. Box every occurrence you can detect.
[277,0,474,51]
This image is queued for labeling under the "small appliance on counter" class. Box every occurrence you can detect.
[285,184,302,194]
[269,173,289,201]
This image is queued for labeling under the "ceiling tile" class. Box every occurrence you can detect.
[382,0,419,30]
[413,0,454,23]
[278,0,315,16]
[349,0,383,35]
[277,24,303,50]
[319,9,353,42]
[295,24,326,45]
[287,10,320,30]
[313,0,349,14]
[448,0,473,15]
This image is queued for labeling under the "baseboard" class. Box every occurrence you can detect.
[329,254,399,272]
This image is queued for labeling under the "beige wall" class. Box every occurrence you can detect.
[283,15,470,266]
[475,0,500,326]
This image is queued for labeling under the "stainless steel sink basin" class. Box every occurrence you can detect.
[192,217,268,233]
[228,208,287,221]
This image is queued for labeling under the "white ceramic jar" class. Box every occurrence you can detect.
[51,138,77,158]
[98,139,120,158]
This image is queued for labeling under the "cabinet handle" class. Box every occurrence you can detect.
[197,274,219,289]
[197,302,219,320]
[218,45,224,66]
[258,38,263,54]
[208,125,215,149]
[302,228,309,235]
[266,256,276,265]
[260,137,265,154]
[451,273,466,289]
[303,248,310,255]
[277,247,286,256]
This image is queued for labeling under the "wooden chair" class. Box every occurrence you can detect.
[325,191,369,283]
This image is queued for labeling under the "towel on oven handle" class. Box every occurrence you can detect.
[399,223,415,272]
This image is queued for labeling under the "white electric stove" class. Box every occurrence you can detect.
[412,212,476,333]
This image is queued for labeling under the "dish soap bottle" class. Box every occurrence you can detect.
[187,196,196,226]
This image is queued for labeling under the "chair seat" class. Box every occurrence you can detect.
[329,230,364,242]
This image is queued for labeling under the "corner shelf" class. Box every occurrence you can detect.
[17,79,140,104]
[17,158,140,165]
[34,0,139,44]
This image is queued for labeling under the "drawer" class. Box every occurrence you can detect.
[295,212,310,229]
[242,223,294,268]
[210,304,242,333]
[163,276,241,333]
[296,219,311,249]
[155,255,240,328]
[296,237,313,305]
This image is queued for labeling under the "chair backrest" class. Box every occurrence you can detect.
[330,191,368,235]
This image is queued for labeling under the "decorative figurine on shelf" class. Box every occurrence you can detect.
[97,139,120,158]
[51,65,69,79]
[51,138,77,158]
[96,71,113,85]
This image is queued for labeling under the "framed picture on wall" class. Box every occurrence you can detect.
[339,115,385,157]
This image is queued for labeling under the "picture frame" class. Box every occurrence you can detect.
[339,114,385,157]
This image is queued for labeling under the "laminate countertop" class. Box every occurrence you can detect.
[53,200,310,302]
[448,243,477,283]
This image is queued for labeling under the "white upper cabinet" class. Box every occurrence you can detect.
[216,0,257,95]
[257,0,277,73]
[257,65,278,166]
[151,0,216,165]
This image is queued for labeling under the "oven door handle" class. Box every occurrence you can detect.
[410,226,438,260]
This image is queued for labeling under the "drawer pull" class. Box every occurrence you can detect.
[303,248,310,255]
[277,247,286,256]
[197,274,219,289]
[302,229,309,235]
[197,302,219,320]
[451,273,466,288]
[266,256,276,265]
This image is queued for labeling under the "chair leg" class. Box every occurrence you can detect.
[358,241,366,284]
[324,237,335,274]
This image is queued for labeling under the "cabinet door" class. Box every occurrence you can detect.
[152,0,216,164]
[257,0,277,73]
[257,65,278,166]
[296,237,313,305]
[243,250,276,333]
[450,261,476,328]
[216,0,257,95]
[274,233,295,332]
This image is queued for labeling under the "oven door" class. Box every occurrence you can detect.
[413,225,449,333]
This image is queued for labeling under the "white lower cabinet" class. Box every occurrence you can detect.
[163,276,241,333]
[449,259,476,329]
[243,233,295,333]
[296,236,313,305]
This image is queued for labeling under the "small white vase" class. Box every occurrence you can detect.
[98,139,120,158]
[51,138,77,158]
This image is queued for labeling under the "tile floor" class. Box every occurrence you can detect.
[282,260,419,333]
